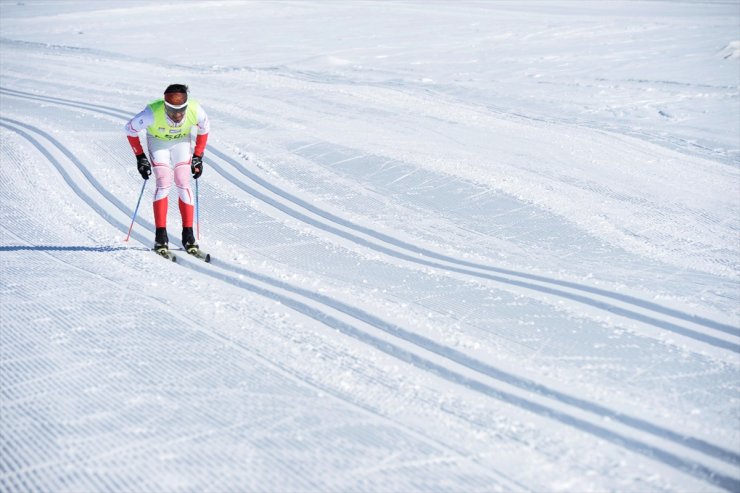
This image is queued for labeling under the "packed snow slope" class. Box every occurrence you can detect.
[1,1,739,492]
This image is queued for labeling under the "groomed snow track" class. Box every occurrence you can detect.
[1,87,738,491]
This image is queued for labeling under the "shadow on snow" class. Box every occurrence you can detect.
[0,245,146,252]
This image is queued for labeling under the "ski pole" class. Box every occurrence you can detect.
[124,179,147,242]
[195,178,200,241]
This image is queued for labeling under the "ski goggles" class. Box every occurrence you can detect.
[164,100,188,118]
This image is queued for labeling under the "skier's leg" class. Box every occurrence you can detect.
[172,140,196,247]
[148,137,173,245]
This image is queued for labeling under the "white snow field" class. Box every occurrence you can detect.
[1,0,739,491]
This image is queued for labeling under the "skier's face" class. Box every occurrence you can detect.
[164,93,187,123]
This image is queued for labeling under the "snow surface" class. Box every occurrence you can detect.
[1,1,739,491]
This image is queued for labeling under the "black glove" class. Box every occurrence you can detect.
[136,153,151,180]
[191,154,204,179]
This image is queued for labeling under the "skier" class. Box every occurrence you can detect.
[124,83,210,255]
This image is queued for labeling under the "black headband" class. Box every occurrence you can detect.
[164,83,189,95]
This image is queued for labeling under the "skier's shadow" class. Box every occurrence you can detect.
[0,245,149,252]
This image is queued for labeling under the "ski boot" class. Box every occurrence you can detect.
[182,227,199,255]
[153,227,169,254]
[182,227,210,262]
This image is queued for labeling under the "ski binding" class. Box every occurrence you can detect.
[186,246,211,263]
[153,246,177,262]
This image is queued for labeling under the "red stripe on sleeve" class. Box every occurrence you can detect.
[194,133,208,156]
[127,135,144,155]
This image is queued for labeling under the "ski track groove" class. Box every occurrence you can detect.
[0,87,736,351]
[205,151,739,352]
[2,109,740,490]
[0,262,521,491]
[5,97,737,468]
[0,155,523,491]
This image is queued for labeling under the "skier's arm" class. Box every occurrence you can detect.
[191,106,210,179]
[194,134,208,156]
[193,105,210,157]
[124,107,154,155]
